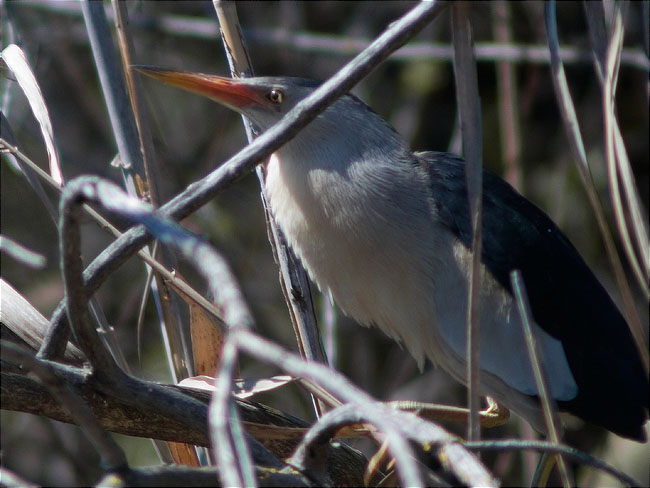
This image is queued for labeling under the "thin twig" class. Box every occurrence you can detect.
[602,13,650,366]
[510,270,572,487]
[602,7,650,301]
[59,179,128,378]
[210,338,255,487]
[81,1,143,190]
[0,234,46,269]
[451,2,483,443]
[111,0,161,207]
[0,114,59,221]
[492,1,522,190]
[17,3,650,70]
[545,1,647,372]
[463,440,640,487]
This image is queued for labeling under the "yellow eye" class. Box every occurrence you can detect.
[266,89,284,104]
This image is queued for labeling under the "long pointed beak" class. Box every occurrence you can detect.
[134,65,261,111]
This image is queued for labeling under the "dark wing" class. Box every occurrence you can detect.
[416,151,648,440]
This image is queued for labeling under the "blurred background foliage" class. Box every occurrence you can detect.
[1,1,648,486]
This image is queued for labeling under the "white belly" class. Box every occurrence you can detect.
[265,152,577,418]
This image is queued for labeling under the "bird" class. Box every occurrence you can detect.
[136,66,649,442]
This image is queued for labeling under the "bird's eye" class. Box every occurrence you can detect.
[266,89,284,104]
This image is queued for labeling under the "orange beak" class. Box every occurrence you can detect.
[134,65,262,111]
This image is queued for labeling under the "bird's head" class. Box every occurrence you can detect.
[135,66,319,129]
[135,66,407,168]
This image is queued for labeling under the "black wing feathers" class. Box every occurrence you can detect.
[417,151,648,440]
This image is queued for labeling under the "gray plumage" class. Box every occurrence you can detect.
[140,69,649,441]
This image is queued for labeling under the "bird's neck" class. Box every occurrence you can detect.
[270,116,408,216]
[272,102,410,187]
[263,103,431,249]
